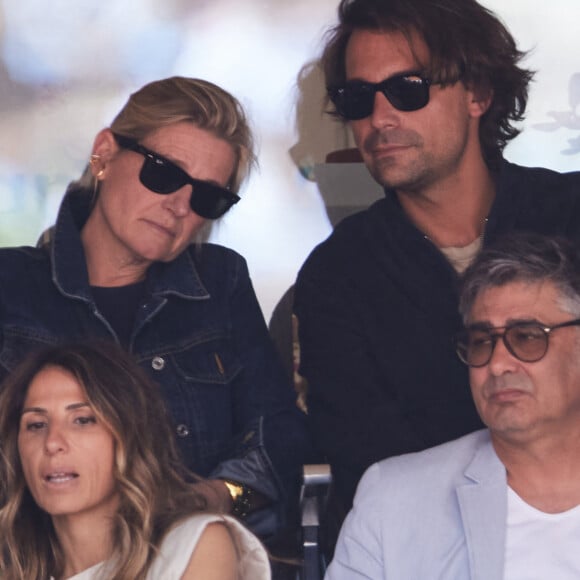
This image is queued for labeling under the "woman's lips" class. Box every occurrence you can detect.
[44,471,79,484]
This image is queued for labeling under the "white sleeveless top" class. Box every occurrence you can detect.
[60,513,271,579]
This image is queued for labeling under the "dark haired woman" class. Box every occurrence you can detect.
[0,341,270,579]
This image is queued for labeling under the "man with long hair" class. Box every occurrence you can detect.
[294,0,580,530]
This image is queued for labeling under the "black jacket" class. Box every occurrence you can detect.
[294,160,580,512]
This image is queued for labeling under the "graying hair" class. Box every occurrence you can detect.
[459,233,580,323]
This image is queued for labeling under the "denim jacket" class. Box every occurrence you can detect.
[0,187,310,537]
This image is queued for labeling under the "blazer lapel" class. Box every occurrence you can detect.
[456,435,507,580]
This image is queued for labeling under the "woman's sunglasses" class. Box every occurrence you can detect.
[328,72,431,121]
[112,133,239,219]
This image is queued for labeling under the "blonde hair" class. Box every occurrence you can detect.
[0,341,208,580]
[79,76,256,194]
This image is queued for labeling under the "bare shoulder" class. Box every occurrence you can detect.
[180,521,237,580]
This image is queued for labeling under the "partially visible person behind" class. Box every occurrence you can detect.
[0,76,310,537]
[0,340,270,579]
[294,0,580,524]
[327,232,580,579]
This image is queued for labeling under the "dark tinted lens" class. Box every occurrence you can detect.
[384,75,430,112]
[458,329,494,367]
[139,157,188,194]
[190,181,238,219]
[332,83,375,120]
[134,143,239,219]
[505,324,548,362]
[330,74,430,120]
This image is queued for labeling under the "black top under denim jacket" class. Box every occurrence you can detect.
[0,186,311,538]
[294,160,580,513]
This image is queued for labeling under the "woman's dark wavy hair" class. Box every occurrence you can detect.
[322,0,535,168]
[0,340,207,580]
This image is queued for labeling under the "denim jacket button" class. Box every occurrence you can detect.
[176,424,190,437]
[151,356,165,371]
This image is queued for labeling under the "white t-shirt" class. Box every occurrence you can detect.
[61,513,271,579]
[439,236,483,274]
[504,487,580,579]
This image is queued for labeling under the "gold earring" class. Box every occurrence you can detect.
[91,171,103,207]
[91,154,105,179]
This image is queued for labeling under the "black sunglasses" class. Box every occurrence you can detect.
[328,72,431,121]
[112,133,239,219]
[454,318,580,368]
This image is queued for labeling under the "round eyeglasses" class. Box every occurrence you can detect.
[454,318,580,368]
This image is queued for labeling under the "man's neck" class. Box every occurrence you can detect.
[395,158,496,248]
[493,430,580,514]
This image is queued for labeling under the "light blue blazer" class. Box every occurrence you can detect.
[326,429,507,580]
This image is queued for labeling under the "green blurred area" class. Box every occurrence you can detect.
[0,215,43,247]
[0,174,50,248]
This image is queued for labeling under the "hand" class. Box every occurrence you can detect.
[191,480,234,513]
[191,479,271,515]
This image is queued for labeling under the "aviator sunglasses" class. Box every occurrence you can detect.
[454,318,580,368]
[328,72,431,120]
[112,133,240,219]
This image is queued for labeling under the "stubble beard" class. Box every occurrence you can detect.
[362,123,470,196]
[369,154,434,195]
[361,128,432,195]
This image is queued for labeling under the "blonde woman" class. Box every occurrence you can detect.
[0,76,310,537]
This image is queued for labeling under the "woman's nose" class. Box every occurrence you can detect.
[44,424,68,455]
[163,187,191,217]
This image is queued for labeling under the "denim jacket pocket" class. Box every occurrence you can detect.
[170,335,243,385]
[147,335,244,475]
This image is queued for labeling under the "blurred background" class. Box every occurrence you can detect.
[0,0,578,321]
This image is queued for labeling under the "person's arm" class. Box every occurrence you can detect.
[325,464,385,580]
[202,249,311,535]
[180,522,237,580]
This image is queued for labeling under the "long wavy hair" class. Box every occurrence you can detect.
[322,0,535,168]
[0,340,208,580]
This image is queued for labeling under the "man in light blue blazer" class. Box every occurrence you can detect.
[327,233,580,579]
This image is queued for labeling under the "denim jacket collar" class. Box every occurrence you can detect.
[50,186,210,302]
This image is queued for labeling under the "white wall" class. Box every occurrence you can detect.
[0,0,578,321]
